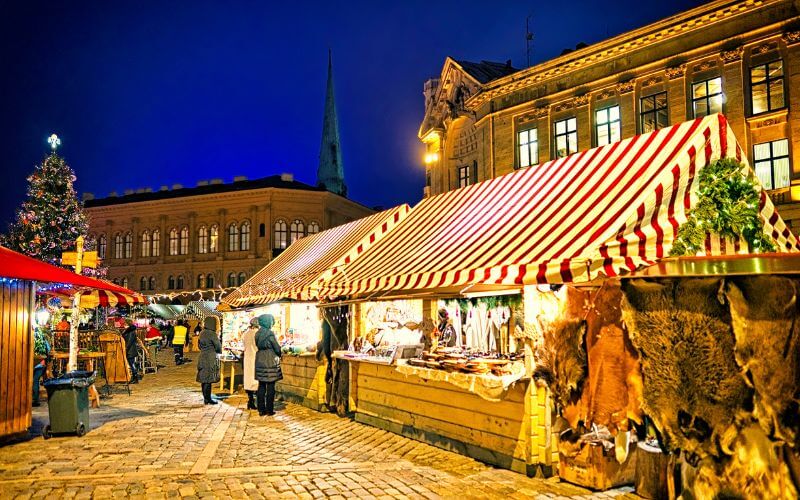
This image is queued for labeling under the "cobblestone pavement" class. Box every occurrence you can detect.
[0,360,638,499]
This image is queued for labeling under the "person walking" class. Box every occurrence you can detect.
[242,317,259,410]
[254,314,282,416]
[173,320,188,365]
[196,316,222,405]
[122,320,139,384]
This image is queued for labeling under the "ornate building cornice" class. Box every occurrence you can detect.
[721,46,744,64]
[519,106,549,123]
[783,30,800,45]
[573,94,590,107]
[665,64,687,80]
[616,81,635,94]
[641,76,661,88]
[551,100,575,114]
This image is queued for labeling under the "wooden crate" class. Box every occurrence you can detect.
[559,441,637,490]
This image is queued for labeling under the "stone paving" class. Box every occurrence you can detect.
[0,359,639,499]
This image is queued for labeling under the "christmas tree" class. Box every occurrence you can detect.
[2,135,101,274]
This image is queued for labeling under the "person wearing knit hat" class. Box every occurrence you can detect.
[242,316,260,410]
[196,316,222,405]
[254,314,283,416]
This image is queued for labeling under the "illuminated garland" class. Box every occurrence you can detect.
[147,286,238,302]
[670,157,776,256]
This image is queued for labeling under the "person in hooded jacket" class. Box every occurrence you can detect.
[122,320,139,384]
[254,314,282,416]
[196,316,222,405]
[242,316,259,410]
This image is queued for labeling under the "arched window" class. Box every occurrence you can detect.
[169,228,179,255]
[228,223,239,252]
[289,219,305,244]
[124,232,132,258]
[151,229,160,257]
[197,226,208,254]
[114,233,123,259]
[227,272,236,287]
[240,222,251,251]
[141,231,151,257]
[122,278,129,289]
[206,273,214,288]
[179,226,189,255]
[209,225,219,253]
[176,275,184,289]
[197,273,206,288]
[148,276,156,290]
[140,277,147,290]
[308,221,320,235]
[98,235,107,259]
[274,220,288,250]
[168,275,175,289]
[237,272,247,286]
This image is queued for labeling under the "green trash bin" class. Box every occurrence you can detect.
[43,370,95,439]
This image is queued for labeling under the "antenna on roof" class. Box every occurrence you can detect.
[526,14,534,68]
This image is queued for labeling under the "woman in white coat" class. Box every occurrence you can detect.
[243,317,259,410]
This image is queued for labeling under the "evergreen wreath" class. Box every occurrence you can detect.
[670,157,776,256]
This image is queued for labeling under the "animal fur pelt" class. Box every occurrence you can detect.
[620,278,752,460]
[534,318,587,427]
[725,276,800,448]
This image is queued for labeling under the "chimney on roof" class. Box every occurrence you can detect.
[82,192,94,201]
[506,59,512,68]
[233,175,248,182]
[160,185,169,191]
[196,180,209,186]
[109,191,118,197]
[172,183,183,190]
[280,173,294,182]
[210,178,223,185]
[124,189,134,195]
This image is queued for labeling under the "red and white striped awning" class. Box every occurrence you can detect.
[222,205,411,307]
[320,114,798,298]
[75,288,147,308]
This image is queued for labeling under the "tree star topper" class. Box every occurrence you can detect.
[48,134,61,151]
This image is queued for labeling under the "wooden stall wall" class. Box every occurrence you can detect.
[0,280,34,439]
[276,355,327,411]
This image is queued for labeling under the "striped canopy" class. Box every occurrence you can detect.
[321,114,798,298]
[223,205,410,307]
[74,288,147,308]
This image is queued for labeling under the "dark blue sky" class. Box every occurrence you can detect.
[1,0,705,226]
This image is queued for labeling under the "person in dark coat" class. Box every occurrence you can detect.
[196,316,222,405]
[122,320,139,384]
[254,314,283,416]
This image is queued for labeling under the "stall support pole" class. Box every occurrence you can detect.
[68,292,81,372]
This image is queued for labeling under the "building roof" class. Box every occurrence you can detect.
[455,59,518,84]
[84,175,327,209]
[320,115,798,298]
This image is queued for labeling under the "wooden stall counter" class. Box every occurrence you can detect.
[277,353,328,412]
[347,358,554,476]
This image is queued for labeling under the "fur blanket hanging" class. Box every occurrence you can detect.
[534,317,587,426]
[620,278,752,460]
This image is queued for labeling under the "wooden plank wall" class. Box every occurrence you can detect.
[351,361,533,474]
[0,280,34,439]
[276,354,327,411]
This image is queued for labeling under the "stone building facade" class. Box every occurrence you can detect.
[420,0,800,225]
[83,175,373,298]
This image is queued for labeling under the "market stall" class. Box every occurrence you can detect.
[318,114,799,488]
[221,205,410,410]
[0,245,141,439]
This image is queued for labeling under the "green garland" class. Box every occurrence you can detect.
[670,157,776,256]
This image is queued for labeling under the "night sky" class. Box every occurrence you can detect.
[0,0,706,227]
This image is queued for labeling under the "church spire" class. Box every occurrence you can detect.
[316,50,347,197]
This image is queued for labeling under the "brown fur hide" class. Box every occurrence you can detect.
[725,276,800,448]
[620,278,752,460]
[321,305,350,416]
[534,318,587,426]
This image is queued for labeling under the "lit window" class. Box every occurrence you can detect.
[124,233,132,259]
[640,92,668,133]
[237,272,247,286]
[206,274,214,288]
[179,227,189,255]
[458,165,470,188]
[228,223,238,252]
[114,234,123,259]
[151,230,160,257]
[750,60,785,115]
[176,275,184,289]
[754,139,791,190]
[197,274,205,288]
[308,221,320,235]
[227,272,236,287]
[554,117,578,158]
[122,278,128,289]
[290,220,305,244]
[168,275,175,289]
[148,276,155,290]
[692,77,723,118]
[209,225,218,253]
[140,277,147,290]
[517,128,539,168]
[98,235,107,259]
[596,106,621,146]
[240,222,251,251]
[169,228,178,256]
[140,231,151,258]
[198,226,208,254]
[274,220,288,249]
